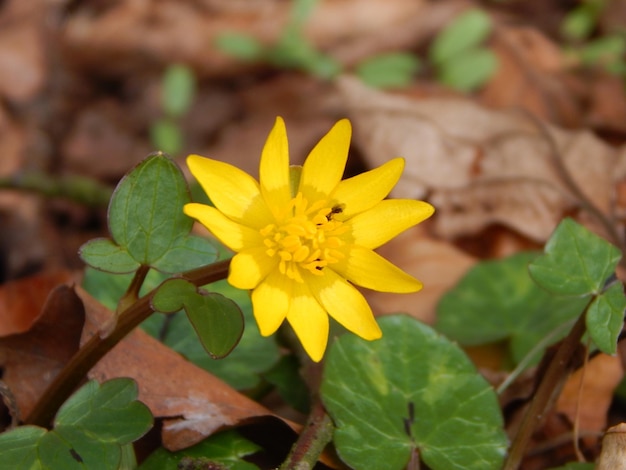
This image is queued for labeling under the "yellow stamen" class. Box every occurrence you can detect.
[259,192,346,282]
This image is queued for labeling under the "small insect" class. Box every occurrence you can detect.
[326,203,345,221]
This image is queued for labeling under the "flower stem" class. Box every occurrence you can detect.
[502,307,589,470]
[278,398,334,470]
[24,258,231,427]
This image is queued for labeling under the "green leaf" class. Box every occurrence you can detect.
[586,282,626,355]
[82,267,167,311]
[437,48,497,92]
[430,9,493,64]
[148,279,279,389]
[108,154,192,267]
[0,379,152,470]
[150,119,183,156]
[548,463,595,470]
[161,64,196,118]
[139,430,260,470]
[529,218,622,296]
[0,426,45,470]
[356,53,421,88]
[578,35,626,67]
[263,355,310,413]
[436,252,588,365]
[561,2,601,41]
[150,235,218,273]
[79,238,140,274]
[152,278,244,358]
[214,33,265,61]
[55,379,152,445]
[322,315,507,470]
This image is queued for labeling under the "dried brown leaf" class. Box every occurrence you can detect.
[368,227,475,324]
[339,76,623,242]
[556,354,623,437]
[76,286,293,451]
[0,277,84,419]
[0,270,75,337]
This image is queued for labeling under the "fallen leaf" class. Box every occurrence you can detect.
[0,277,84,419]
[556,353,623,436]
[368,227,476,324]
[339,75,624,242]
[0,270,75,337]
[0,3,46,102]
[76,286,295,451]
[481,26,580,127]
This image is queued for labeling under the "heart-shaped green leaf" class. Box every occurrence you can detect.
[79,238,140,274]
[152,278,244,358]
[529,218,621,296]
[436,252,588,365]
[108,154,191,266]
[322,315,507,470]
[0,379,152,470]
[148,278,279,389]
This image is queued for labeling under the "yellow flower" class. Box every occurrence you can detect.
[184,117,434,361]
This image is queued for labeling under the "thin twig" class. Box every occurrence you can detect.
[502,306,590,470]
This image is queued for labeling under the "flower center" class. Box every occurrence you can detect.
[260,192,347,283]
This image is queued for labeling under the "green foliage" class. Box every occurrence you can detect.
[139,430,260,470]
[429,8,497,91]
[561,0,607,41]
[436,48,498,92]
[355,53,421,88]
[161,64,196,118]
[150,63,196,155]
[263,355,310,413]
[152,278,244,358]
[80,154,218,275]
[430,9,493,64]
[214,32,265,61]
[150,120,183,156]
[436,252,588,366]
[147,279,280,390]
[529,218,625,355]
[548,463,596,470]
[529,218,621,296]
[82,266,166,310]
[586,282,626,354]
[0,379,152,470]
[215,0,340,79]
[322,315,508,470]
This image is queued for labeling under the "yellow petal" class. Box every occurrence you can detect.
[348,199,435,249]
[187,155,273,229]
[229,247,277,290]
[251,270,290,336]
[333,246,422,293]
[306,269,382,341]
[299,119,351,201]
[331,158,404,219]
[183,203,262,252]
[260,117,292,219]
[286,283,329,362]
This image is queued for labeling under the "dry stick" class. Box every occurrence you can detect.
[502,309,589,470]
[25,259,231,427]
[527,113,626,261]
